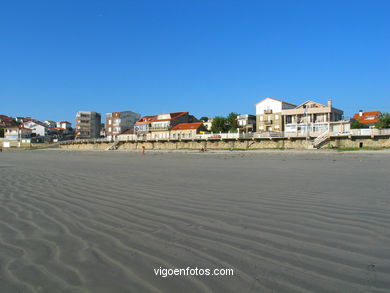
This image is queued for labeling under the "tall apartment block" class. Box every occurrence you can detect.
[106,111,141,140]
[75,111,101,139]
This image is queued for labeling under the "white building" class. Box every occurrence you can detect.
[57,121,72,129]
[44,120,57,128]
[23,120,47,137]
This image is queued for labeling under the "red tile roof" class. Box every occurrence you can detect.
[352,111,381,124]
[60,121,71,124]
[171,122,203,131]
[136,112,188,124]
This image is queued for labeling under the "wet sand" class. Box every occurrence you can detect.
[0,150,390,293]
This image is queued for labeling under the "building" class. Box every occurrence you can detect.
[282,100,344,135]
[237,114,256,133]
[352,110,381,127]
[135,112,198,139]
[202,118,214,131]
[170,122,207,139]
[57,121,72,129]
[75,111,101,139]
[4,126,32,140]
[255,97,296,132]
[23,120,47,137]
[0,115,16,127]
[106,111,140,140]
[44,120,57,128]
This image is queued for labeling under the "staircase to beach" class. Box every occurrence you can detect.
[312,130,330,149]
[106,140,121,151]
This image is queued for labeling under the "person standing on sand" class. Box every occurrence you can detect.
[141,146,145,155]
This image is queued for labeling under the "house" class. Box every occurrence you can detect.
[44,120,57,128]
[106,111,140,140]
[282,100,344,135]
[23,120,47,137]
[57,121,72,129]
[352,110,381,127]
[255,97,296,132]
[170,122,207,139]
[134,112,198,139]
[4,126,32,140]
[237,114,256,133]
[0,115,16,127]
[75,111,101,139]
[202,118,214,131]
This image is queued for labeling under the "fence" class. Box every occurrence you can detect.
[59,128,390,145]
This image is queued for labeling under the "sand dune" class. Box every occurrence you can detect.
[0,150,390,292]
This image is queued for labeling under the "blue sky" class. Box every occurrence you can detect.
[1,0,389,124]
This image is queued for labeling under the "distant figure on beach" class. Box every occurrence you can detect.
[141,146,145,155]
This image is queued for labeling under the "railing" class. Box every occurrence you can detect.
[59,128,390,145]
[313,130,330,147]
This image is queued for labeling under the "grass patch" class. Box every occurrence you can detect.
[335,146,390,151]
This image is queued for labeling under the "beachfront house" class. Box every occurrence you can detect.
[170,122,207,139]
[134,112,198,139]
[106,111,140,140]
[282,100,344,135]
[255,97,296,132]
[44,120,57,128]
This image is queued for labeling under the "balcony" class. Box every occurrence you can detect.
[149,126,170,131]
[264,109,273,114]
[264,120,273,125]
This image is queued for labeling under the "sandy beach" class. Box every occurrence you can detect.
[1,149,390,293]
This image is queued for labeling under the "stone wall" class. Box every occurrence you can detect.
[59,136,390,151]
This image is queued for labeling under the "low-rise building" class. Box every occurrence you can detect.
[4,126,32,140]
[255,97,296,132]
[202,118,214,131]
[0,115,16,127]
[170,122,207,139]
[106,111,140,140]
[75,111,101,139]
[237,114,256,133]
[44,120,57,128]
[58,121,72,129]
[23,120,47,137]
[282,100,344,135]
[135,112,198,139]
[352,110,381,127]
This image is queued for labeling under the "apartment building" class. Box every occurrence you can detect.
[106,111,140,140]
[75,111,101,139]
[255,97,296,132]
[282,100,344,135]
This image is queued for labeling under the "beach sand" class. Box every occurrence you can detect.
[0,149,390,293]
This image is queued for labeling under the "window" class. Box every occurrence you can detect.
[275,114,279,120]
[260,115,263,121]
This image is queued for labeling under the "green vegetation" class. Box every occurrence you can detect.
[199,116,209,122]
[335,146,390,151]
[375,112,390,129]
[351,120,367,129]
[211,112,240,133]
[0,126,4,137]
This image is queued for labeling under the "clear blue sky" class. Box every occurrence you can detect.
[1,0,389,124]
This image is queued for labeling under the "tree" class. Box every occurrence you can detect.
[199,116,209,122]
[351,120,366,129]
[226,112,239,131]
[211,116,227,132]
[0,127,4,138]
[376,113,390,129]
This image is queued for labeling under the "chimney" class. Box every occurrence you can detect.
[359,110,363,117]
[327,99,332,108]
